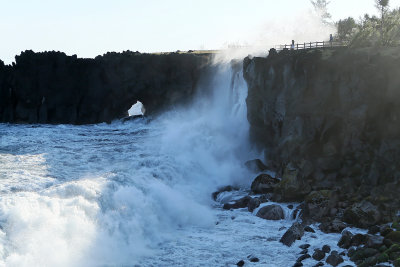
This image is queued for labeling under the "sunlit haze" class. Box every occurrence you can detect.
[1,0,400,64]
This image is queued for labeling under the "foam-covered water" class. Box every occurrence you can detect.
[0,64,356,267]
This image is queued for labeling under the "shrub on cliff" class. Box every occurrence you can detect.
[335,1,400,47]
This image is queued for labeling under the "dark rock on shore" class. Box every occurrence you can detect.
[312,249,325,261]
[343,201,381,228]
[256,204,284,220]
[338,230,353,249]
[0,50,212,124]
[273,164,311,202]
[322,245,331,253]
[280,222,304,247]
[223,196,252,210]
[319,218,346,233]
[247,195,269,212]
[250,174,280,194]
[326,251,343,266]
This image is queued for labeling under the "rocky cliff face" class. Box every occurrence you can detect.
[0,50,211,124]
[244,47,400,224]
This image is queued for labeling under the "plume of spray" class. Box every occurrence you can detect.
[213,9,337,63]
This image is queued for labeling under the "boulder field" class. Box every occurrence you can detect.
[0,50,212,124]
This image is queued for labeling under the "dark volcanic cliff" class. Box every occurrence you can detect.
[244,47,400,225]
[0,50,211,124]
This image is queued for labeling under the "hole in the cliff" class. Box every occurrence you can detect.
[128,101,145,116]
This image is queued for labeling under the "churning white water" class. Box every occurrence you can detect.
[0,63,355,267]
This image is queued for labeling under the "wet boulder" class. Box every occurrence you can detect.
[247,195,269,212]
[304,190,335,221]
[319,218,346,233]
[350,247,379,264]
[312,249,326,261]
[366,234,384,248]
[223,196,252,210]
[256,204,285,220]
[326,251,344,266]
[274,165,311,201]
[338,230,353,249]
[350,233,368,247]
[280,222,305,247]
[384,231,400,244]
[236,260,245,266]
[250,174,280,194]
[322,245,331,253]
[297,254,311,262]
[343,200,381,228]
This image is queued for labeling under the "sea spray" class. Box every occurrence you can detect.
[0,61,256,266]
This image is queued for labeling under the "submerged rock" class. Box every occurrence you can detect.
[297,253,311,262]
[256,204,284,220]
[236,259,245,266]
[299,244,311,249]
[249,257,259,262]
[304,226,315,233]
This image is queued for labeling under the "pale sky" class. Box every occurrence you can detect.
[1,0,400,64]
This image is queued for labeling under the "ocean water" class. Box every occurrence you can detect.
[0,64,356,267]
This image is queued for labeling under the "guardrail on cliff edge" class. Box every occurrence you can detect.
[274,41,347,51]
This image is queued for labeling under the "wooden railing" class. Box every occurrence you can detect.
[274,41,347,51]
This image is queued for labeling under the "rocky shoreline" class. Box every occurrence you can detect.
[214,158,400,266]
[216,47,400,266]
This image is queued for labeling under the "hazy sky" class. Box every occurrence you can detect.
[1,0,400,64]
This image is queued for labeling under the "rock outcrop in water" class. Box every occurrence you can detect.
[0,50,212,124]
[243,47,400,227]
